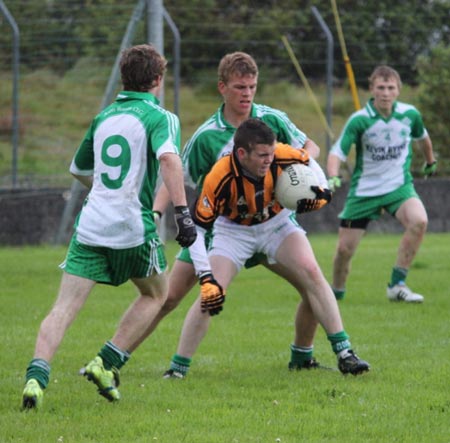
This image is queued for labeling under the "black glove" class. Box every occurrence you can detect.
[199,272,225,316]
[296,186,332,214]
[174,206,197,248]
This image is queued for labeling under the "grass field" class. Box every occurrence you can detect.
[0,233,449,442]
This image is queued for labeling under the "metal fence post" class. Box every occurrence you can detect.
[0,1,20,188]
[54,0,148,244]
[311,6,334,152]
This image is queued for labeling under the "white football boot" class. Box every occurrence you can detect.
[386,283,424,303]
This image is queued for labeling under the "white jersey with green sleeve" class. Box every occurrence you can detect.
[182,103,308,190]
[331,99,428,197]
[70,91,181,248]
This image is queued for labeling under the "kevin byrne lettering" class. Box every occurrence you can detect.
[365,142,406,161]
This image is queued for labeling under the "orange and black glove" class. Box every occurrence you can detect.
[199,272,225,316]
[296,186,332,214]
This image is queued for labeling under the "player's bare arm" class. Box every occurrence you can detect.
[159,153,188,208]
[153,182,171,214]
[327,152,342,178]
[417,136,435,165]
[303,138,320,159]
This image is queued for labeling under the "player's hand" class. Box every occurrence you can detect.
[199,272,225,316]
[296,186,332,214]
[174,206,197,248]
[153,210,162,231]
[422,161,437,177]
[327,176,342,192]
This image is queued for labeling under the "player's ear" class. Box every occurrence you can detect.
[218,81,226,95]
[150,76,164,96]
[235,146,247,161]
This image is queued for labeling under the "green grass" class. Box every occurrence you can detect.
[0,233,449,442]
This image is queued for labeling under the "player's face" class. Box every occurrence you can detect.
[238,142,275,178]
[219,73,258,118]
[370,76,400,117]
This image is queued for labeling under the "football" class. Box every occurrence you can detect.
[275,163,319,210]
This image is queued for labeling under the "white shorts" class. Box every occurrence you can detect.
[209,209,305,271]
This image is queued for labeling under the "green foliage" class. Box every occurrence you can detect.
[1,1,448,83]
[324,0,450,84]
[1,234,449,442]
[0,1,137,73]
[162,0,450,85]
[416,44,450,175]
[0,1,84,73]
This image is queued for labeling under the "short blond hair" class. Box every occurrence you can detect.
[369,65,402,89]
[218,52,258,84]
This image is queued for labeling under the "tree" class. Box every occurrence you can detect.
[163,0,450,85]
[0,1,86,72]
[1,0,448,84]
[416,44,450,174]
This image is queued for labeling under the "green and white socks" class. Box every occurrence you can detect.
[335,266,409,299]
[327,331,352,359]
[25,358,50,390]
[333,288,346,300]
[389,266,408,287]
[289,344,314,367]
[25,340,129,391]
[98,341,130,371]
[169,354,192,376]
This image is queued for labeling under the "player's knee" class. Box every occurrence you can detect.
[336,242,356,261]
[139,290,167,310]
[160,290,185,314]
[408,215,428,236]
[301,261,325,284]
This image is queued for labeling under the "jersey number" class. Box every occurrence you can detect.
[101,135,131,189]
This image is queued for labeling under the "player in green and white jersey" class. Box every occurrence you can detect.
[21,44,197,410]
[182,102,314,191]
[327,65,437,303]
[70,92,181,249]
[130,52,329,378]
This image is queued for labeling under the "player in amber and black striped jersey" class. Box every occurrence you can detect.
[178,119,370,377]
[131,52,332,378]
[194,143,310,228]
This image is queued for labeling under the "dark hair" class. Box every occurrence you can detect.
[120,44,167,92]
[233,118,275,153]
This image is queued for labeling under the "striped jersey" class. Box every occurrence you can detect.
[70,91,181,248]
[194,143,309,229]
[330,99,428,197]
[182,103,308,190]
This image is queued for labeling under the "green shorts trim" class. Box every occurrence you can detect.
[176,246,192,264]
[339,183,420,221]
[175,230,265,269]
[177,212,300,270]
[61,234,167,286]
[176,229,214,264]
